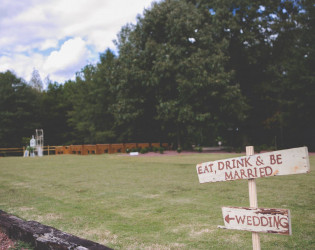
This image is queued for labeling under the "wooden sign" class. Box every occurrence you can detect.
[196,147,309,183]
[220,207,292,235]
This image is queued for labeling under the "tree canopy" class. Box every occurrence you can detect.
[1,0,314,150]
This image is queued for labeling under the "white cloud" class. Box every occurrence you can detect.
[39,39,59,51]
[0,53,45,82]
[43,37,89,81]
[0,0,156,84]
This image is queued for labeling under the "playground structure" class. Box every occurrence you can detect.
[23,129,44,157]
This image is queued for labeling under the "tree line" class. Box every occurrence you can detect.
[1,0,314,150]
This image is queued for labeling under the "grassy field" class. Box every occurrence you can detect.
[0,153,314,249]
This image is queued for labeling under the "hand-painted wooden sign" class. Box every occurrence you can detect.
[220,207,292,235]
[196,147,309,183]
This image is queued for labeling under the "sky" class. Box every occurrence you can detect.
[0,0,157,87]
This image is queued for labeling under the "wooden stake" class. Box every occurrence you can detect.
[246,146,261,250]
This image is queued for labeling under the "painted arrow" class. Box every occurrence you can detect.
[225,214,235,224]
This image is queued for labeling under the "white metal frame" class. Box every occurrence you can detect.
[35,129,44,156]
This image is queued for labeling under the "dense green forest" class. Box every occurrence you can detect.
[1,0,314,150]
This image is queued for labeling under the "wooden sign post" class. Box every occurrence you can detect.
[246,146,260,250]
[196,146,310,250]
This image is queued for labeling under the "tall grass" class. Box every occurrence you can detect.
[0,153,314,249]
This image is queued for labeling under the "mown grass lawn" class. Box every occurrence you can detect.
[0,152,314,249]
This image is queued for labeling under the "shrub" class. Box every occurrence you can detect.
[159,147,164,154]
[177,147,182,153]
[255,144,276,153]
[193,146,202,153]
[225,147,233,152]
[235,147,242,153]
[140,148,149,154]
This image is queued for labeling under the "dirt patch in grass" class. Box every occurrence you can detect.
[35,213,62,221]
[127,242,186,250]
[18,207,34,212]
[81,229,118,245]
[190,228,215,237]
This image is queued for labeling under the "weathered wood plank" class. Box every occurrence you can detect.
[196,146,310,183]
[0,210,112,250]
[220,207,292,235]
